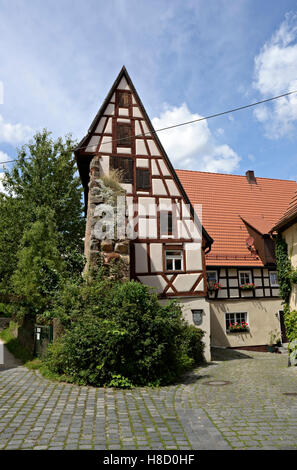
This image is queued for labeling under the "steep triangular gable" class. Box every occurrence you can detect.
[75,66,212,248]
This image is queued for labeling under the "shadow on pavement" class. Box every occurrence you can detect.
[211,347,253,362]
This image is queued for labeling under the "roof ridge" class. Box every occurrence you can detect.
[175,168,297,183]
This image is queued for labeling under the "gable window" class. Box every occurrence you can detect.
[165,250,183,272]
[160,211,173,236]
[239,270,252,285]
[136,168,150,190]
[110,156,133,184]
[117,91,130,107]
[269,271,279,287]
[225,312,248,332]
[207,271,218,283]
[117,123,132,147]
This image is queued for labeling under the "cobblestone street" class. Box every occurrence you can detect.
[0,347,297,450]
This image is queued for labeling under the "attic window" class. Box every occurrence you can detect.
[136,168,150,190]
[117,91,130,108]
[117,123,132,147]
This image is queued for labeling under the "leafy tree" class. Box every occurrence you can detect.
[12,207,63,319]
[0,194,25,289]
[3,129,85,254]
[0,130,85,303]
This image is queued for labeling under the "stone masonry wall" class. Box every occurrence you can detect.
[84,155,130,278]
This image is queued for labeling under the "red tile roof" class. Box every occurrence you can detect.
[176,170,297,267]
[272,189,297,231]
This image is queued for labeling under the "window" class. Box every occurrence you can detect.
[117,91,130,107]
[110,156,133,183]
[117,123,132,147]
[207,271,218,282]
[225,312,248,332]
[239,270,252,285]
[165,250,183,271]
[136,168,150,190]
[160,211,173,236]
[269,271,279,287]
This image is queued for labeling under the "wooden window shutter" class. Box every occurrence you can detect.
[118,91,130,107]
[136,168,150,190]
[116,123,131,147]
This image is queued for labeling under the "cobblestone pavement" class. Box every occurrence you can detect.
[0,346,297,450]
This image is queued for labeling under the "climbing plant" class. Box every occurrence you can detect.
[274,233,292,304]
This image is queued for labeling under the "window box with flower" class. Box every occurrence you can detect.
[228,321,249,333]
[240,283,256,291]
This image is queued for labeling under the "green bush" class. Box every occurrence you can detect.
[44,277,205,387]
[284,306,297,343]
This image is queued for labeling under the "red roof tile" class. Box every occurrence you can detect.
[176,170,297,267]
[272,189,297,231]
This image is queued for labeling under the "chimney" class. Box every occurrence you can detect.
[246,170,256,184]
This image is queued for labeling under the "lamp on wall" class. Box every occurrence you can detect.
[192,309,203,326]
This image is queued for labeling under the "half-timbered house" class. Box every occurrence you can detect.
[177,169,297,350]
[75,67,213,360]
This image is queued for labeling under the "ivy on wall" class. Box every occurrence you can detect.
[274,233,297,345]
[274,233,292,304]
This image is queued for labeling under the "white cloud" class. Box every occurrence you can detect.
[253,12,297,138]
[0,115,33,145]
[152,103,240,173]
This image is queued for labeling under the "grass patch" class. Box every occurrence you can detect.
[0,321,33,364]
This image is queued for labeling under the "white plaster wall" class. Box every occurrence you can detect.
[166,179,180,197]
[136,139,148,155]
[117,147,131,154]
[138,275,167,294]
[99,136,112,153]
[105,118,112,133]
[99,155,109,175]
[133,107,143,118]
[104,104,115,116]
[184,242,202,271]
[117,77,130,90]
[150,244,163,272]
[87,136,100,152]
[173,273,198,292]
[147,140,160,156]
[95,116,107,133]
[159,198,172,211]
[138,218,157,239]
[135,243,148,273]
[119,108,129,116]
[152,179,167,195]
[158,160,170,176]
[210,298,283,349]
[138,197,156,216]
[136,158,149,168]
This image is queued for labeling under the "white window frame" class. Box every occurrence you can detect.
[207,271,218,283]
[238,270,252,285]
[269,271,279,287]
[225,312,248,332]
[165,250,183,272]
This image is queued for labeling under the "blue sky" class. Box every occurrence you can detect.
[1,0,297,187]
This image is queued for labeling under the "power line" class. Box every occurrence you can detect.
[1,89,297,165]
